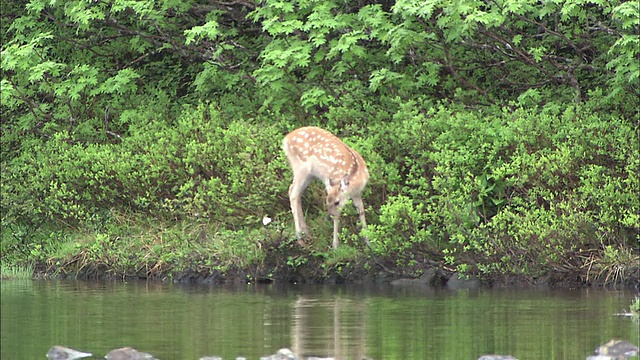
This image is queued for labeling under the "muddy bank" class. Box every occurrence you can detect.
[32,253,640,290]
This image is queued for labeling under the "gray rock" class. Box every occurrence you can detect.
[260,348,299,360]
[478,355,518,360]
[447,272,480,290]
[390,278,425,286]
[46,346,92,360]
[594,339,639,358]
[199,357,223,360]
[105,347,157,360]
[390,268,443,287]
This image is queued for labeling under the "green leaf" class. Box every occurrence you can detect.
[94,68,140,95]
[185,20,221,45]
[28,61,65,83]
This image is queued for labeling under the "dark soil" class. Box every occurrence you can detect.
[32,254,640,290]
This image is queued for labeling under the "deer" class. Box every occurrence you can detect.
[282,126,370,249]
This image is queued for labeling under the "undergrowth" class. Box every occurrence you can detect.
[1,100,638,285]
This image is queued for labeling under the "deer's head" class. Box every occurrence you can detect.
[326,175,351,217]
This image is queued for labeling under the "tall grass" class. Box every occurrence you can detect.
[0,263,34,280]
[631,296,640,323]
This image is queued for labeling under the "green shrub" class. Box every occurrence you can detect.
[2,96,637,280]
[363,102,639,276]
[2,104,292,229]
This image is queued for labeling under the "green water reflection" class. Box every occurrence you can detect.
[1,280,637,359]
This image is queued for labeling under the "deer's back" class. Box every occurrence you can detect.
[283,127,369,187]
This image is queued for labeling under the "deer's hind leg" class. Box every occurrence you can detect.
[288,171,312,238]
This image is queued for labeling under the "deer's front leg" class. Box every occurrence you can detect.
[352,195,369,245]
[332,215,341,249]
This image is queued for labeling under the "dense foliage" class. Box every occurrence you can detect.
[1,0,638,284]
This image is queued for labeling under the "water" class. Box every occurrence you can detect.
[1,280,638,359]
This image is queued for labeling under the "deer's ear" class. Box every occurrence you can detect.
[340,175,350,191]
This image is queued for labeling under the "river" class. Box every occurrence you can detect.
[1,280,637,359]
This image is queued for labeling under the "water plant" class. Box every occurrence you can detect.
[631,296,640,323]
[0,263,34,280]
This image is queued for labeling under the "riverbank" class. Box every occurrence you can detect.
[21,237,639,290]
[3,104,638,292]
